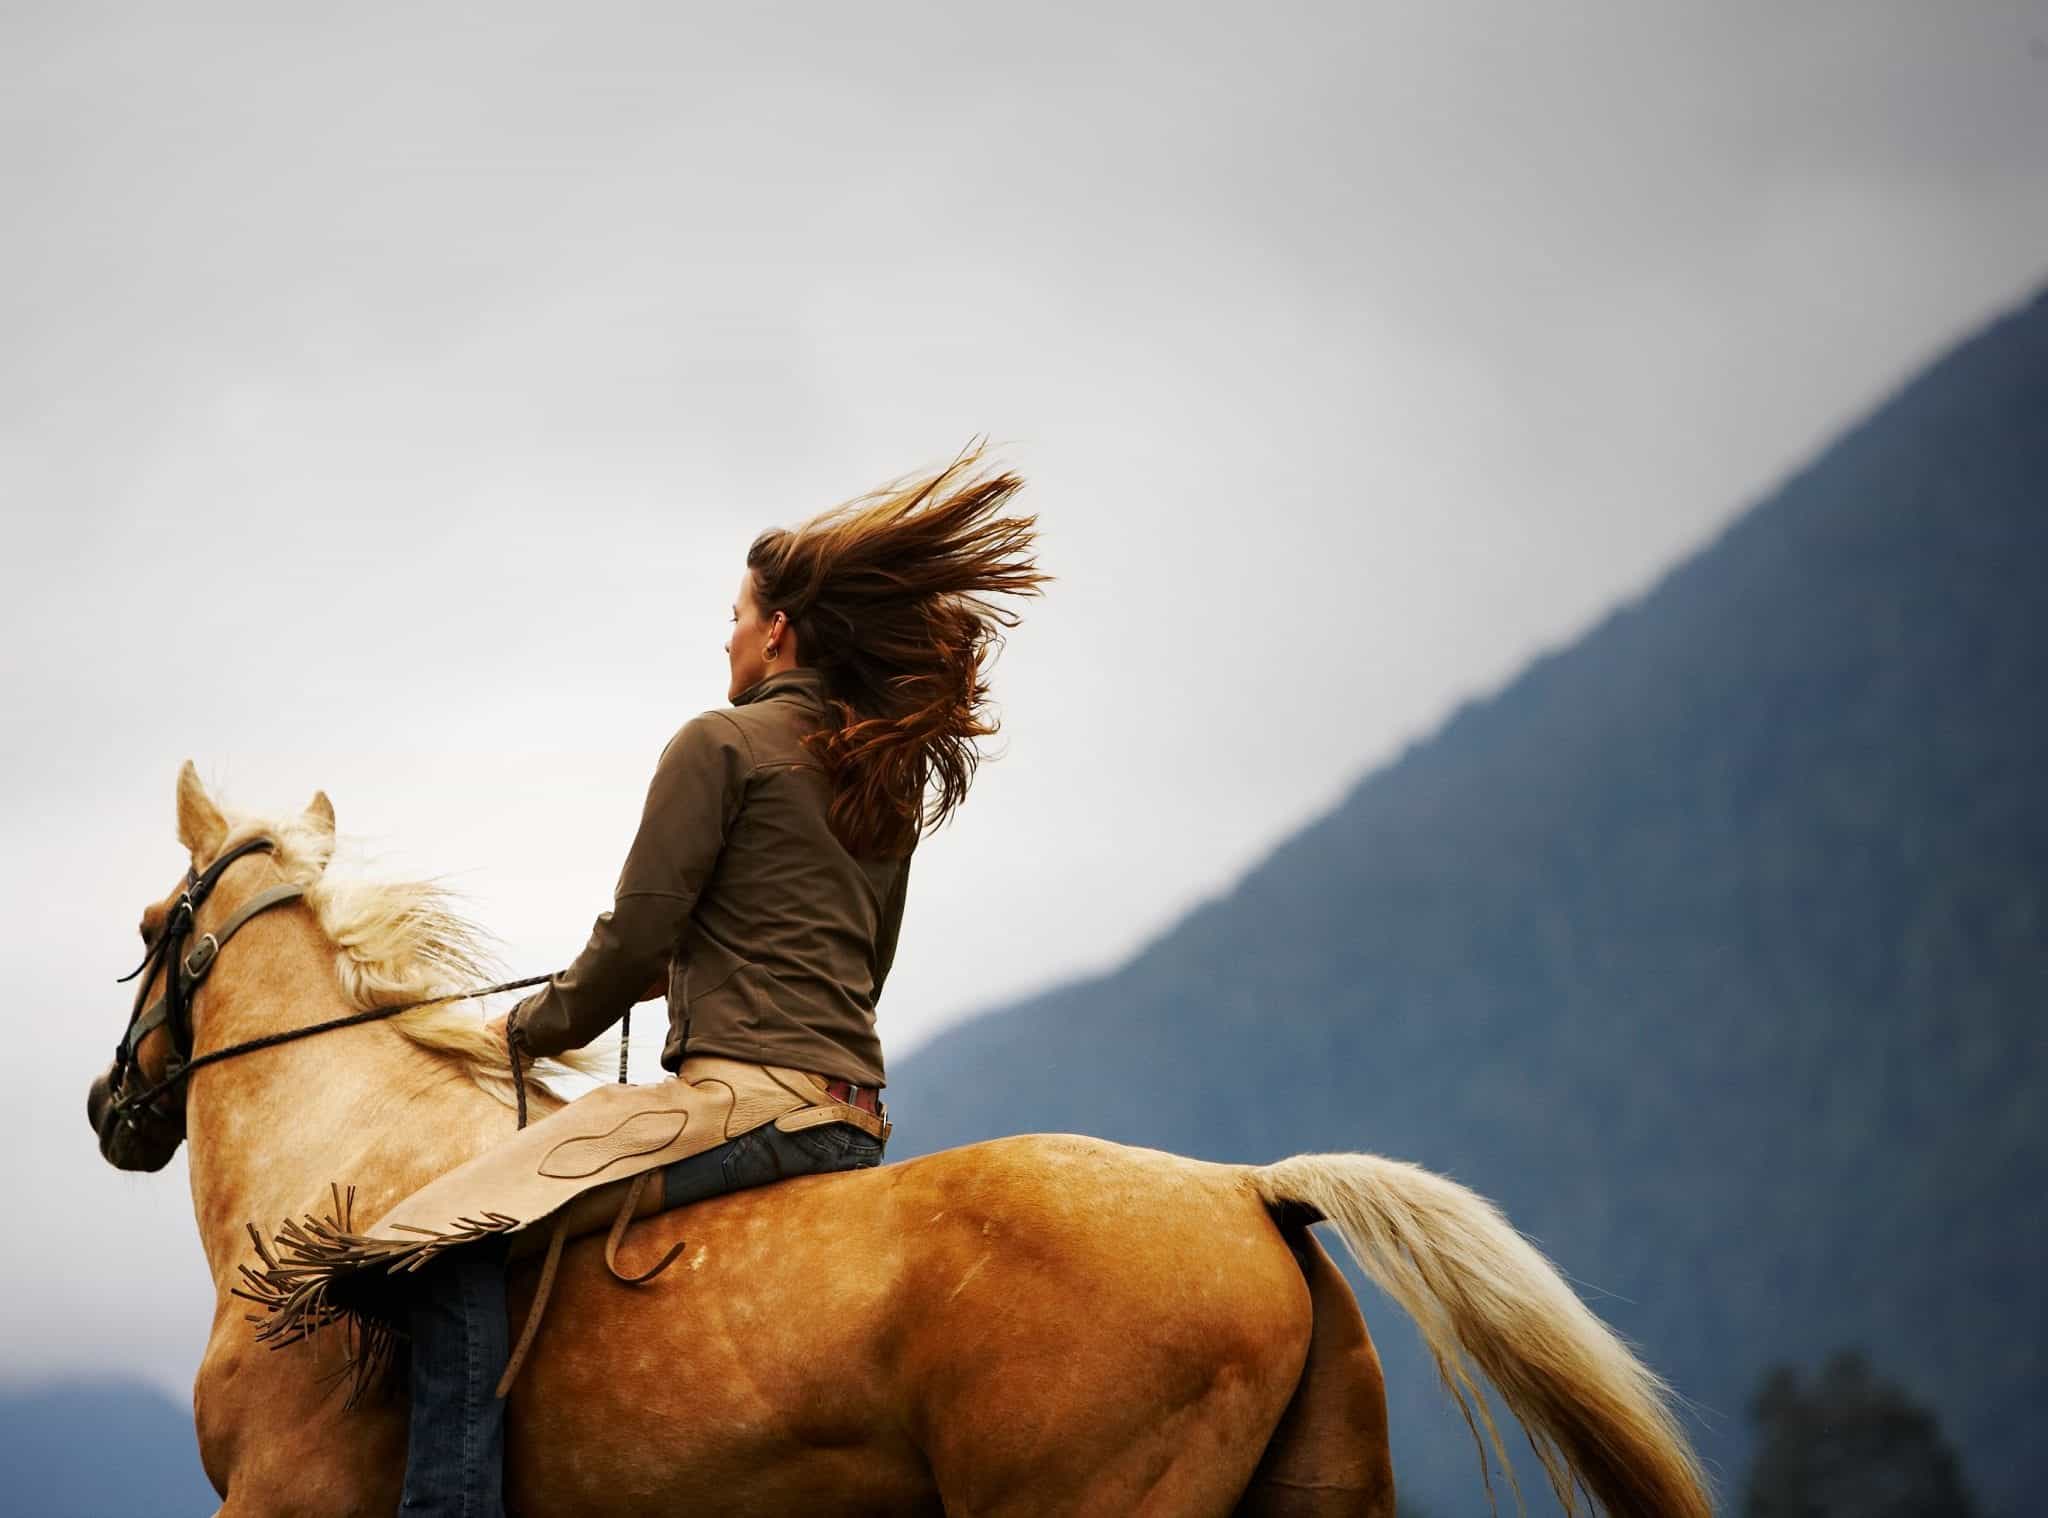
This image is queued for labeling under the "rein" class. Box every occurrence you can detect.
[103,835,630,1141]
[111,969,556,1119]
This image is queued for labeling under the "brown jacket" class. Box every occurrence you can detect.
[509,667,907,1088]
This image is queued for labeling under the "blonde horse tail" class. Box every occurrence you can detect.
[1250,1153,1712,1518]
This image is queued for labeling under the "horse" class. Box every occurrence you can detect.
[86,763,1712,1517]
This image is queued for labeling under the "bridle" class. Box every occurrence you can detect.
[98,835,553,1154]
[104,836,299,1148]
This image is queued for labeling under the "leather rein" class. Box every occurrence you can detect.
[100,836,555,1149]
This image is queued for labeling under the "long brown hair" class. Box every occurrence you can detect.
[747,439,1048,859]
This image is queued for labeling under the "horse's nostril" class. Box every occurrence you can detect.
[87,1071,112,1134]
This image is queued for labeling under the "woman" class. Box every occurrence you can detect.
[399,442,1046,1515]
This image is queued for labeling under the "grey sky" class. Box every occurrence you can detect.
[4,2,2044,1396]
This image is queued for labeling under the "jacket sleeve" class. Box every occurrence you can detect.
[511,713,751,1059]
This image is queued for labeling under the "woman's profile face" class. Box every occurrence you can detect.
[725,567,781,702]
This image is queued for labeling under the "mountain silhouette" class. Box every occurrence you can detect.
[890,285,2048,1516]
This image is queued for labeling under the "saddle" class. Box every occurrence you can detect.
[236,1056,888,1401]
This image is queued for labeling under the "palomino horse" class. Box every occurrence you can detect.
[87,766,1711,1517]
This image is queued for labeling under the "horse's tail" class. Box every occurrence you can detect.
[1250,1153,1712,1518]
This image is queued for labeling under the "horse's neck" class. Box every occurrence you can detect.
[181,915,529,1292]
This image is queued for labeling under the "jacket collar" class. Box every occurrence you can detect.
[733,666,828,709]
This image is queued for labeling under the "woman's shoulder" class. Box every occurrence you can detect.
[654,708,756,774]
[659,700,821,776]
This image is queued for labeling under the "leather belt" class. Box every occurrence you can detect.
[822,1077,883,1115]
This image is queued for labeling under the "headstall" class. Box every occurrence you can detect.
[99,836,552,1151]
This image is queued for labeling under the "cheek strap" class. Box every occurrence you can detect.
[120,883,308,1064]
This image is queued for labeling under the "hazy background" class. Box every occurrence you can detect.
[4,0,2044,1454]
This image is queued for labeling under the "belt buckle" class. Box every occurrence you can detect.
[819,1074,877,1117]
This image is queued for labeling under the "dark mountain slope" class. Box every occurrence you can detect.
[890,286,2048,1515]
[0,1379,219,1516]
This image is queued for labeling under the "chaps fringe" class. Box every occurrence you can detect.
[231,1183,520,1408]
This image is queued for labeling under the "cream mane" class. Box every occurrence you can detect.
[213,808,610,1105]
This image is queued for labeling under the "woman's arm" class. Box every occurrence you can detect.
[508,713,750,1059]
[871,850,911,1003]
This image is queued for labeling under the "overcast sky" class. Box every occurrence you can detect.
[4,2,2044,1396]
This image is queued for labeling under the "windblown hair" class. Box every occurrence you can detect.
[213,812,608,1107]
[748,438,1049,858]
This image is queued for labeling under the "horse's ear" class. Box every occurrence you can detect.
[306,790,336,836]
[176,760,227,861]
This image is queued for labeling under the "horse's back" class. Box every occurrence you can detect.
[507,1130,1318,1516]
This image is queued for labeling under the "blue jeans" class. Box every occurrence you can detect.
[399,1119,886,1515]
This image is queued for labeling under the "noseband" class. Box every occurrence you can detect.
[98,835,615,1159]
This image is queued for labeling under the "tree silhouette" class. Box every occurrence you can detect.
[1745,1349,1978,1517]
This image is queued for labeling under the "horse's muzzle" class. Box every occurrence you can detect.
[87,1066,181,1173]
[87,1070,114,1142]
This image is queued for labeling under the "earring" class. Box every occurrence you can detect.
[763,644,778,661]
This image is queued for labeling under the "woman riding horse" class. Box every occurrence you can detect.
[90,442,1712,1515]
[401,443,1046,1514]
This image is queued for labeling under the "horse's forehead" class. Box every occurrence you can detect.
[135,850,218,932]
[139,822,270,913]
[139,876,185,925]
